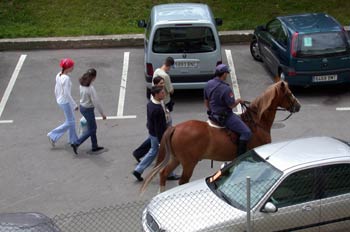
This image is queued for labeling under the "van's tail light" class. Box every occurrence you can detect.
[146,63,154,76]
[291,32,299,57]
[216,61,222,66]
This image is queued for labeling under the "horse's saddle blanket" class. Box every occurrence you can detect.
[206,120,238,143]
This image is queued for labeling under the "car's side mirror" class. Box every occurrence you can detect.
[138,20,147,28]
[262,202,277,213]
[215,18,223,26]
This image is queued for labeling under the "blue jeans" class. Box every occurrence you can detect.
[76,106,98,149]
[48,103,77,144]
[135,135,159,174]
[225,112,252,141]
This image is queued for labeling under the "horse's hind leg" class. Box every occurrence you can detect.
[159,158,180,193]
[179,161,198,185]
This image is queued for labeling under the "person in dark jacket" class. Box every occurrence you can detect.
[132,86,167,181]
[204,64,252,156]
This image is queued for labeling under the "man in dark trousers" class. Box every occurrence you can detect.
[132,86,179,181]
[204,64,252,156]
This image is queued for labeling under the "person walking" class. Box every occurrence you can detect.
[47,58,78,148]
[204,64,252,156]
[71,68,106,155]
[133,76,170,163]
[132,86,169,181]
[152,56,175,113]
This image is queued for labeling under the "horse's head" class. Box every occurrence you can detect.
[255,81,301,120]
[275,81,301,113]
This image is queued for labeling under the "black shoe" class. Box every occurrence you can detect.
[132,171,143,181]
[92,146,104,152]
[133,154,141,163]
[71,144,78,155]
[167,174,181,181]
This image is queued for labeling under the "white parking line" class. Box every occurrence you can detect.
[96,115,136,120]
[225,49,242,114]
[336,107,350,111]
[115,51,136,119]
[0,54,27,124]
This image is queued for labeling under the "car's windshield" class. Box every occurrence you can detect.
[152,27,216,53]
[297,31,349,57]
[209,150,282,211]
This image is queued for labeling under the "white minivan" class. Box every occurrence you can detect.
[138,3,222,93]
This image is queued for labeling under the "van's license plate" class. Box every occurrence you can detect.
[175,61,198,68]
[312,74,337,82]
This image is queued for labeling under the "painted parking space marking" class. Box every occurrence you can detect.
[225,49,242,114]
[0,54,27,124]
[96,51,136,121]
[96,115,136,120]
[336,107,350,111]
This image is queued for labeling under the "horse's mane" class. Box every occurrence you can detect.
[248,81,287,121]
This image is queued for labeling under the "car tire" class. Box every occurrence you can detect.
[250,39,262,62]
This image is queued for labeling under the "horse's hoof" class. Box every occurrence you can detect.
[158,186,165,194]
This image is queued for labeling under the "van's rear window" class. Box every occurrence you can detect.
[152,27,216,53]
[297,32,349,57]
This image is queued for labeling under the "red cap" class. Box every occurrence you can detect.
[59,58,75,69]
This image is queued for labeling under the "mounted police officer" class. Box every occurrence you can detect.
[204,64,252,156]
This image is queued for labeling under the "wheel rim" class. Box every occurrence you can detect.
[251,41,261,59]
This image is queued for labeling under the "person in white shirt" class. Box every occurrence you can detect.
[47,58,78,148]
[71,68,106,154]
[152,57,175,112]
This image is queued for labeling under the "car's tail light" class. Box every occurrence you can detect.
[146,63,154,76]
[288,71,297,76]
[287,67,296,76]
[291,32,299,57]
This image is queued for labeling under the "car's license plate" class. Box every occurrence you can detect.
[175,60,198,68]
[312,74,337,82]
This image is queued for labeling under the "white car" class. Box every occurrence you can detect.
[143,136,350,232]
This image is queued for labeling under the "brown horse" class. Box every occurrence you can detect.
[141,81,301,193]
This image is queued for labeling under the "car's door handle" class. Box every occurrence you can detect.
[302,205,312,211]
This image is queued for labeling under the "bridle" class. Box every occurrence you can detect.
[241,90,299,123]
[275,91,299,121]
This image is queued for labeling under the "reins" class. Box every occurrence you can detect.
[241,101,294,123]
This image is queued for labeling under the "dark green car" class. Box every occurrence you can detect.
[250,13,350,86]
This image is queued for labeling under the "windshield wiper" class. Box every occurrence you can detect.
[217,189,233,205]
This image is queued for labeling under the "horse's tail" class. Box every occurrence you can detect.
[140,126,175,194]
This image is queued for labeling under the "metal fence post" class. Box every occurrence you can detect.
[246,176,252,232]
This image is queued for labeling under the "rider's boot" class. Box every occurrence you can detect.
[237,140,248,157]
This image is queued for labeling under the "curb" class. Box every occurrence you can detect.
[0,27,348,51]
[0,30,254,51]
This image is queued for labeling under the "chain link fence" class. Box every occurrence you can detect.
[2,173,350,232]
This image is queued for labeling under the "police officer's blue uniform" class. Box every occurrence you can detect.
[204,77,252,141]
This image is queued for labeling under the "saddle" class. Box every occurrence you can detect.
[207,120,238,143]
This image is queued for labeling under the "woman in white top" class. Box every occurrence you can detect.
[47,58,78,147]
[71,68,106,154]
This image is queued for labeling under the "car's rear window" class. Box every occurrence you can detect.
[152,27,216,53]
[297,31,349,57]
